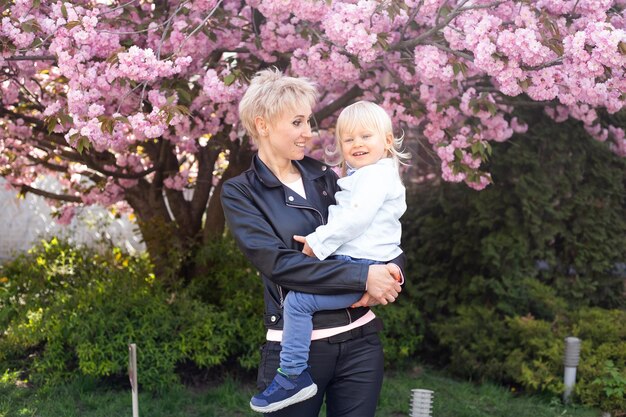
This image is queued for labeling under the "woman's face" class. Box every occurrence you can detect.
[259,104,313,162]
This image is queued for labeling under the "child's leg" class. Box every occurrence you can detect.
[280,290,363,376]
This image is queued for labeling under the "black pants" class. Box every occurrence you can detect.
[256,320,384,417]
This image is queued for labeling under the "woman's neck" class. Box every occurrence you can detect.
[258,151,301,184]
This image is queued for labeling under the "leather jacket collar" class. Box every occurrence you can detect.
[251,154,329,188]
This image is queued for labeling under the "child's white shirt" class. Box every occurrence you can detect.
[305,158,406,261]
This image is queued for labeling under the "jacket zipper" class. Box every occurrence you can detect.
[285,202,325,225]
[277,284,284,307]
[288,202,355,325]
[278,202,324,308]
[272,200,324,308]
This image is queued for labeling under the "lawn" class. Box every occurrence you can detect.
[0,366,601,417]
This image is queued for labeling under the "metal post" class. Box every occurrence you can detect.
[563,337,581,404]
[129,343,139,417]
[410,389,434,417]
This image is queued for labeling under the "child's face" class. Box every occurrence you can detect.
[340,126,392,170]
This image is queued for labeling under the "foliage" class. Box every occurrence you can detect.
[0,237,262,391]
[404,110,626,318]
[0,235,422,391]
[2,1,626,282]
[375,295,424,365]
[401,110,626,411]
[432,306,626,413]
[590,360,626,413]
[188,237,265,370]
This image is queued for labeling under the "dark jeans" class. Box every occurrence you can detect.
[256,319,384,417]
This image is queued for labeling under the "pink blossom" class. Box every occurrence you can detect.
[56,205,76,226]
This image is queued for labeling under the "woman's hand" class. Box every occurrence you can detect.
[365,264,402,305]
[293,235,315,257]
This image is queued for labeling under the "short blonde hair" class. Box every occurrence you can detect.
[331,100,410,166]
[238,68,318,140]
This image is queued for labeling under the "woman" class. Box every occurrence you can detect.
[220,69,404,417]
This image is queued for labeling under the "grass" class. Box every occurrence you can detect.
[0,366,601,417]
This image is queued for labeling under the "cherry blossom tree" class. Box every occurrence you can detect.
[1,0,625,281]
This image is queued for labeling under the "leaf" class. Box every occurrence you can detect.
[61,3,68,20]
[176,87,192,106]
[45,116,58,134]
[65,21,82,30]
[545,38,564,56]
[453,62,461,76]
[60,112,73,126]
[223,74,236,86]
[469,98,479,114]
[174,104,191,116]
[619,41,626,55]
[377,32,389,50]
[486,101,498,116]
[76,136,91,154]
[21,19,42,33]
[98,116,115,134]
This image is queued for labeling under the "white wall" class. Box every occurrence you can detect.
[0,178,145,262]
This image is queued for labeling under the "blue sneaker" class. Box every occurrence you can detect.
[250,369,318,413]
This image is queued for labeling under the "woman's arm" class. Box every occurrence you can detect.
[221,180,369,295]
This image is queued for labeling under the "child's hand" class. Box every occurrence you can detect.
[350,293,379,308]
[293,235,315,257]
[387,263,403,283]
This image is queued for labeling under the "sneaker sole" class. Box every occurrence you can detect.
[250,383,318,413]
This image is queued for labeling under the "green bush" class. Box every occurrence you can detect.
[0,238,258,391]
[376,297,424,365]
[1,235,420,390]
[401,110,626,411]
[190,238,265,370]
[431,304,626,412]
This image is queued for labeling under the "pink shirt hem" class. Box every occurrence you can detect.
[266,310,377,342]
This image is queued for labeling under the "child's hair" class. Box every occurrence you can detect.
[328,100,410,168]
[239,68,318,141]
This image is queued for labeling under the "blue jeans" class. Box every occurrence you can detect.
[280,256,381,375]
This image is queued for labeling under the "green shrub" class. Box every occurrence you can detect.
[0,238,246,391]
[401,110,626,411]
[375,297,423,365]
[190,238,265,370]
[431,304,626,413]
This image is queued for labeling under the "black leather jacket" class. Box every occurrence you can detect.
[221,154,405,331]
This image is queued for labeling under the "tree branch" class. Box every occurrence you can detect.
[4,55,56,62]
[392,0,471,51]
[431,42,474,61]
[19,184,82,203]
[521,56,564,71]
[314,85,363,122]
[175,0,223,55]
[393,0,506,52]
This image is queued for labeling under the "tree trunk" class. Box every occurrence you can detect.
[203,140,255,241]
